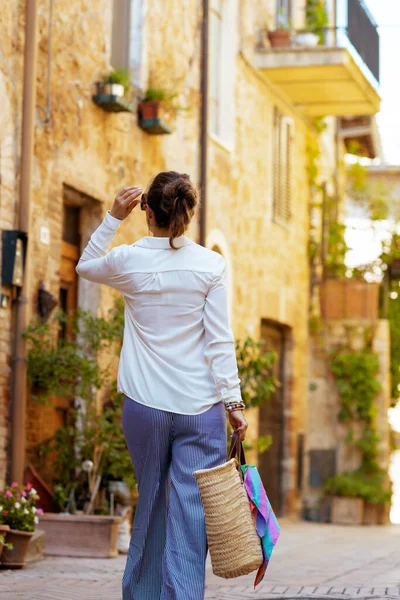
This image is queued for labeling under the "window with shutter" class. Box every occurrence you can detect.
[273,108,294,225]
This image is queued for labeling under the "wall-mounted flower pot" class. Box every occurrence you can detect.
[292,32,319,47]
[92,82,133,113]
[92,94,133,114]
[39,513,121,558]
[138,101,173,135]
[331,496,364,525]
[268,30,292,48]
[0,529,35,568]
[101,83,124,97]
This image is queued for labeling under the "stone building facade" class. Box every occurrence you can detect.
[0,0,385,519]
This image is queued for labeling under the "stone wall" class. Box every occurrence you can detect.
[0,1,25,488]
[0,0,343,516]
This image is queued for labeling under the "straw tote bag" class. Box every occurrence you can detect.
[193,433,263,579]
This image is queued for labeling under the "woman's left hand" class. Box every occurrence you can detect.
[110,186,143,220]
[229,410,248,441]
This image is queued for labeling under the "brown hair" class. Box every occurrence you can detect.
[145,171,198,249]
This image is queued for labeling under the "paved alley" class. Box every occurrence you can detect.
[0,520,399,599]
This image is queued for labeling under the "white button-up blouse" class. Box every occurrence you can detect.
[76,211,242,414]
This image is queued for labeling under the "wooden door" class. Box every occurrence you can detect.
[59,241,79,340]
[258,321,285,516]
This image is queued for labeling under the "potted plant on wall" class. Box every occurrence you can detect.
[138,87,189,134]
[96,68,131,98]
[93,69,133,113]
[0,482,42,568]
[266,8,292,48]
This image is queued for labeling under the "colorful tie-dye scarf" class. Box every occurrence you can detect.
[241,464,281,588]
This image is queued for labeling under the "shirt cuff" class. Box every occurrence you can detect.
[104,210,123,229]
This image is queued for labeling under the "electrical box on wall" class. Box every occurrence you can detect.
[1,231,28,287]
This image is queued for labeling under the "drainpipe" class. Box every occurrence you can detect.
[10,0,38,483]
[199,0,209,247]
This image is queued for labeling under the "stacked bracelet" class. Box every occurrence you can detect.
[225,401,246,412]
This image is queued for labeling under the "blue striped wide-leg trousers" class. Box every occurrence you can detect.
[121,397,227,600]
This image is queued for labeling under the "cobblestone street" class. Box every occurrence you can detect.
[0,520,399,600]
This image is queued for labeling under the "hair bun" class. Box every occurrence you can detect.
[145,171,199,248]
[162,176,197,209]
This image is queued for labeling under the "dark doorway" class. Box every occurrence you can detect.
[258,320,286,516]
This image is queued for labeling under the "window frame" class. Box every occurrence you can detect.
[111,0,145,88]
[208,0,238,151]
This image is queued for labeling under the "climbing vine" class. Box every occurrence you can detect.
[324,348,392,504]
[235,337,278,408]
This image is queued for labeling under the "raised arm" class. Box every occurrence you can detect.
[76,210,122,284]
[203,258,248,439]
[76,186,142,288]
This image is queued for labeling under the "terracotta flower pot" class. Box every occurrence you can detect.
[268,30,291,48]
[139,100,166,120]
[320,278,379,320]
[0,525,10,559]
[0,529,35,568]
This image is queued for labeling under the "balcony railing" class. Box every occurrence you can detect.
[347,0,380,83]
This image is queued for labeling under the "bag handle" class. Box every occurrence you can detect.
[228,431,247,466]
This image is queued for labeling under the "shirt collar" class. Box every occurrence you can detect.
[133,235,193,249]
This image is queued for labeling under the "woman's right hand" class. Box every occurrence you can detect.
[229,410,248,441]
[110,186,143,220]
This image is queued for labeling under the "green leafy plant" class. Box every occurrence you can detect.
[235,337,278,408]
[0,535,12,551]
[327,348,392,504]
[330,349,381,424]
[276,7,292,30]
[143,87,189,114]
[0,483,43,532]
[24,300,124,402]
[305,0,328,44]
[104,68,131,93]
[347,161,392,221]
[387,279,400,404]
[257,434,273,454]
[324,468,392,504]
[25,299,135,512]
[39,381,135,512]
[325,220,349,278]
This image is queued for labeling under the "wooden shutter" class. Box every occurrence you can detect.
[111,0,131,69]
[281,115,293,222]
[273,108,282,220]
[273,108,294,224]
